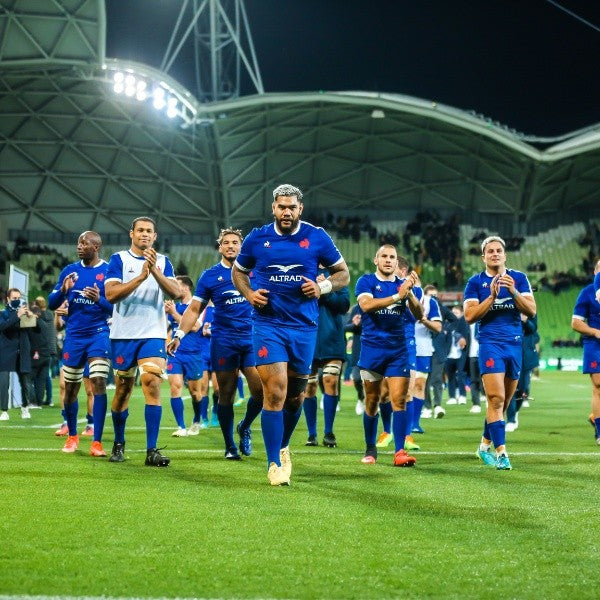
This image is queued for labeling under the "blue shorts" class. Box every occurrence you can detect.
[111,338,166,371]
[253,323,317,375]
[62,332,110,368]
[582,340,600,374]
[358,343,410,378]
[167,352,204,380]
[416,355,432,373]
[478,341,521,380]
[211,335,255,372]
[406,338,417,370]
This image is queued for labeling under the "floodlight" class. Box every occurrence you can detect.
[371,109,385,119]
[113,72,124,83]
[153,87,166,110]
[166,97,178,118]
[113,82,124,94]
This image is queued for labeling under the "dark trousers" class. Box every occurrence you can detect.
[469,356,482,406]
[425,352,445,408]
[0,370,30,410]
[445,354,467,399]
[31,359,50,405]
[506,368,533,423]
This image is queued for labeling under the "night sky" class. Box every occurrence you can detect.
[105,0,600,136]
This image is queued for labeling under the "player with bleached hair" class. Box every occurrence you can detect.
[464,235,536,470]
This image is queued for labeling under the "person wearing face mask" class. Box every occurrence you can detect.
[0,288,38,420]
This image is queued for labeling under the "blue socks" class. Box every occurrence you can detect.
[217,403,236,449]
[595,417,600,438]
[412,397,424,430]
[488,420,506,451]
[170,396,185,428]
[240,396,262,430]
[92,393,107,442]
[86,413,93,425]
[392,410,408,452]
[303,396,318,438]
[112,408,129,444]
[144,404,162,450]
[281,406,302,448]
[322,393,338,435]
[380,401,392,434]
[404,402,414,437]
[363,413,379,446]
[261,409,284,466]
[64,400,79,436]
[237,376,245,399]
[483,419,491,441]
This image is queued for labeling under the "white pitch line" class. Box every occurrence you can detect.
[1,447,599,457]
[0,596,241,600]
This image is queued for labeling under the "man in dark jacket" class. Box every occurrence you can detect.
[29,305,54,408]
[34,296,58,404]
[344,303,365,415]
[303,271,350,447]
[423,291,457,418]
[0,288,37,419]
[506,314,539,431]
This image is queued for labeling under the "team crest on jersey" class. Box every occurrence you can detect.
[258,346,268,358]
[167,363,173,371]
[375,285,381,292]
[264,241,270,248]
[299,238,310,248]
[96,273,105,281]
[63,352,70,360]
[482,282,488,288]
[218,276,223,281]
[485,357,494,368]
[116,355,125,365]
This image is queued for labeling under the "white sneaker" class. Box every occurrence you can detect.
[434,406,445,419]
[319,397,324,410]
[106,383,116,390]
[0,411,9,421]
[469,405,482,414]
[458,396,467,405]
[280,446,292,479]
[188,422,201,436]
[521,400,530,408]
[21,407,31,419]
[446,398,458,405]
[267,462,290,486]
[336,403,340,412]
[421,407,432,419]
[172,427,187,437]
[505,421,518,432]
[355,400,365,415]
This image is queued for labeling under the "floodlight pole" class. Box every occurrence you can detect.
[162,0,264,102]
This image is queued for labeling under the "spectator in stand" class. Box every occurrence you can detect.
[28,305,53,408]
[33,296,58,405]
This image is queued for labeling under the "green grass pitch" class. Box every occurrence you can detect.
[1,370,599,600]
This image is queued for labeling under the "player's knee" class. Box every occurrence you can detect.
[139,362,167,380]
[63,365,84,384]
[286,376,308,401]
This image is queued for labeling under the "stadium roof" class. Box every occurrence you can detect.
[1,0,600,243]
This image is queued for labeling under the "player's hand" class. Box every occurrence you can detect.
[164,300,176,315]
[82,283,100,302]
[16,306,28,317]
[61,272,78,294]
[497,273,516,295]
[490,275,500,299]
[300,276,320,298]
[249,288,270,308]
[140,260,151,280]
[55,301,68,317]
[352,313,361,326]
[166,338,180,356]
[143,248,158,269]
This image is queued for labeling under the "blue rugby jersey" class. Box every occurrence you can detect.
[234,221,343,328]
[573,283,600,344]
[168,302,205,353]
[193,262,252,337]
[48,260,112,336]
[355,273,407,348]
[463,269,533,344]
